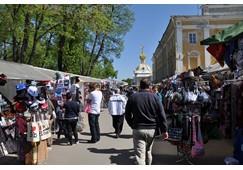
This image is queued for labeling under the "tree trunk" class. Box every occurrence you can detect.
[20,12,30,64]
[28,12,44,65]
[87,34,106,76]
[42,33,53,67]
[86,33,98,76]
[57,34,65,71]
[12,36,18,62]
[28,31,38,65]
[3,41,8,60]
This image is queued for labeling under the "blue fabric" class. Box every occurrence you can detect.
[156,92,162,103]
[223,42,237,71]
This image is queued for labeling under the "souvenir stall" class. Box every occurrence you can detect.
[0,62,53,164]
[200,20,243,165]
[0,73,17,160]
[166,70,211,164]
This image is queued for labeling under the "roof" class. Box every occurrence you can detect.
[200,21,243,45]
[206,63,229,73]
[0,59,101,82]
[135,63,152,74]
[0,60,52,80]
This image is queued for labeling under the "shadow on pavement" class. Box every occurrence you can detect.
[87,147,135,165]
[52,137,88,146]
[80,132,132,139]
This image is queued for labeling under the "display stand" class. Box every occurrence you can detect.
[176,145,193,165]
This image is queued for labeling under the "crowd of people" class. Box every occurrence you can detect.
[53,78,168,165]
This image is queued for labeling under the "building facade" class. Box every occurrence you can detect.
[133,47,153,86]
[152,4,243,83]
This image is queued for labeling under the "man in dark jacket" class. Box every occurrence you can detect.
[125,78,168,165]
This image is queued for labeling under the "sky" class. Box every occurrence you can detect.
[113,4,200,81]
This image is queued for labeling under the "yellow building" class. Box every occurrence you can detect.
[152,4,243,83]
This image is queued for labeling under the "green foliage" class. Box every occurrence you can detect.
[0,4,135,78]
[122,78,133,86]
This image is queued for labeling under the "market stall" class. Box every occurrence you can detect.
[0,60,102,164]
[200,20,243,165]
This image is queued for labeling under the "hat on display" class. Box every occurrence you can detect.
[27,86,38,97]
[57,100,63,106]
[29,102,39,112]
[181,70,199,82]
[24,93,34,107]
[16,83,27,91]
[46,82,53,91]
[40,102,48,112]
[36,93,46,104]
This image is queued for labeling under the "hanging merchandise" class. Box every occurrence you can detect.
[27,86,38,98]
[15,115,27,135]
[0,73,7,86]
[0,142,8,156]
[223,42,238,72]
[191,116,205,158]
[168,127,183,142]
[233,128,243,165]
[4,137,17,154]
[57,79,64,89]
[26,115,40,142]
[39,116,51,141]
[235,38,243,76]
[0,127,6,143]
[15,101,27,113]
[206,44,226,67]
[64,75,70,88]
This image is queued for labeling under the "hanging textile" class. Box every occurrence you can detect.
[233,128,243,165]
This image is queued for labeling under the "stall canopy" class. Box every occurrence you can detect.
[0,59,101,82]
[200,21,243,45]
[0,60,52,80]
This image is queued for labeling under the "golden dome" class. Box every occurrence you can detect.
[140,46,146,63]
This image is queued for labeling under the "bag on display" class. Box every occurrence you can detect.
[167,127,183,141]
[191,116,205,158]
[4,137,17,153]
[27,116,40,142]
[39,119,51,140]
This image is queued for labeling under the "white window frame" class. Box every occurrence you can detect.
[188,32,197,44]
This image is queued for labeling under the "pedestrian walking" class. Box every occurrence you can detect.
[63,92,80,145]
[125,78,168,165]
[152,85,162,103]
[108,88,127,138]
[87,83,103,143]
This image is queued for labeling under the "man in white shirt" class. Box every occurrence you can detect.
[87,83,103,143]
[108,88,127,138]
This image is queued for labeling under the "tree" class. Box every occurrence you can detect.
[0,4,135,79]
[122,78,133,86]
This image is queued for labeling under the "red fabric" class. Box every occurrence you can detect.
[207,44,227,67]
[15,101,27,113]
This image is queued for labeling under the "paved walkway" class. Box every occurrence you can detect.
[0,108,234,165]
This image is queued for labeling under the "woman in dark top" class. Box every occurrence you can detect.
[64,92,80,145]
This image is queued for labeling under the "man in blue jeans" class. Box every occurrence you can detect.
[87,83,103,143]
[125,78,168,165]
